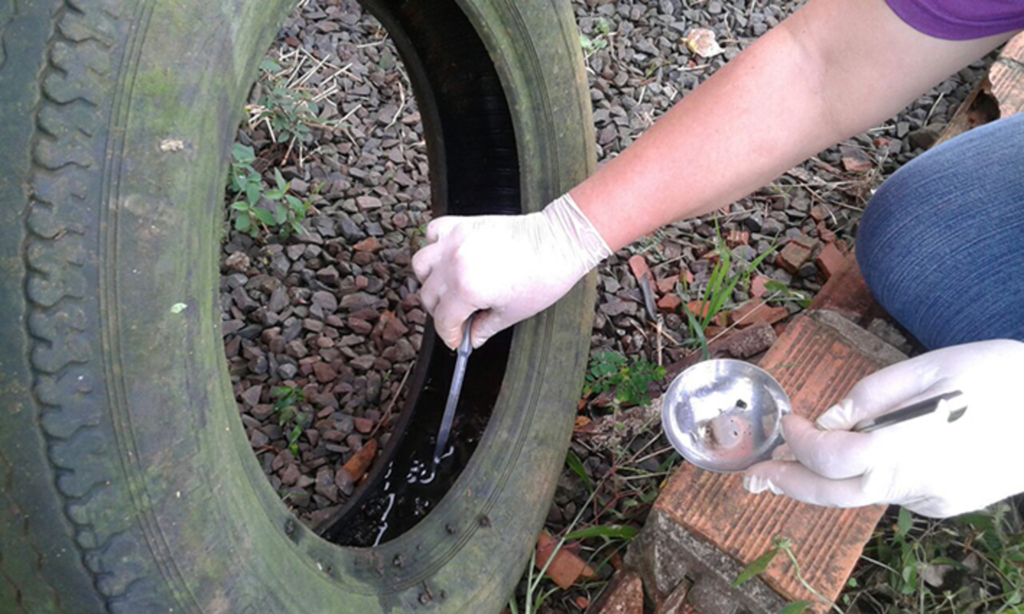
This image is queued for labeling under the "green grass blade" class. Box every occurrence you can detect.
[732,547,779,587]
[565,449,594,493]
[564,525,639,541]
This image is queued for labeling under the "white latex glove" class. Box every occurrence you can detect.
[411,194,611,350]
[743,339,1024,518]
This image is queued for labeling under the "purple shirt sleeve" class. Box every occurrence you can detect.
[886,0,1024,40]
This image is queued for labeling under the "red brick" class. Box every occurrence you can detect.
[727,299,789,328]
[682,268,695,285]
[655,277,677,295]
[776,242,812,274]
[750,275,770,299]
[535,532,595,590]
[726,229,750,248]
[809,206,826,223]
[817,222,836,243]
[815,243,847,281]
[685,301,726,327]
[352,237,381,252]
[628,254,650,282]
[841,146,872,173]
[653,314,897,605]
[657,294,682,313]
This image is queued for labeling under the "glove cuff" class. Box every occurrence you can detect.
[543,194,613,275]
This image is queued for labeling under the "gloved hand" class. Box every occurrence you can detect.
[411,194,611,350]
[743,339,1024,518]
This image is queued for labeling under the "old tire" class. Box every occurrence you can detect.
[0,0,595,612]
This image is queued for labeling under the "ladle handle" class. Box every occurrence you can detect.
[852,390,966,433]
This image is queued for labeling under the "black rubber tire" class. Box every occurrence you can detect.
[0,0,595,612]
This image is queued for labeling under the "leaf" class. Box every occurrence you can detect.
[169,302,187,314]
[273,168,287,191]
[779,601,814,614]
[896,507,914,538]
[234,214,251,232]
[564,525,638,542]
[565,450,594,492]
[732,548,779,587]
[245,183,261,207]
[232,143,255,163]
[259,59,282,73]
[274,204,288,225]
[230,202,249,212]
[252,208,276,226]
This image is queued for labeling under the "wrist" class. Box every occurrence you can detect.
[541,194,613,277]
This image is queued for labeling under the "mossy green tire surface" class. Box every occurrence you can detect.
[0,0,596,611]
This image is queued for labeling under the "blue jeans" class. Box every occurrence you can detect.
[856,112,1024,350]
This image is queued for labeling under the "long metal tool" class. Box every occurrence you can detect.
[433,314,475,463]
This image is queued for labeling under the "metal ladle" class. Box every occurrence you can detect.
[661,359,966,473]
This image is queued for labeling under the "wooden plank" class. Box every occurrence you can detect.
[653,313,895,604]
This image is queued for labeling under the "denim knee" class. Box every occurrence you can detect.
[854,113,1024,349]
[855,159,929,316]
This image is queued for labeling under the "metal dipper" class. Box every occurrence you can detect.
[661,359,966,473]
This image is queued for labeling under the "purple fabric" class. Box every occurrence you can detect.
[886,0,1024,40]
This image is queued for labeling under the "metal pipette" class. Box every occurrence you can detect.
[433,313,475,464]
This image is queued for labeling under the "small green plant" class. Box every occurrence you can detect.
[271,385,309,457]
[763,279,812,309]
[684,248,773,334]
[248,60,316,146]
[682,224,775,357]
[579,19,613,58]
[734,535,838,614]
[227,144,314,238]
[583,351,665,407]
[846,504,1024,612]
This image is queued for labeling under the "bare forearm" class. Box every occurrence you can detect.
[572,0,1008,252]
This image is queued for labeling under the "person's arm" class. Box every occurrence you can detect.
[574,0,1010,251]
[413,0,1010,350]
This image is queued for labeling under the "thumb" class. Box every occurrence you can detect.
[425,216,462,244]
[744,460,875,508]
[468,309,510,350]
[781,414,876,479]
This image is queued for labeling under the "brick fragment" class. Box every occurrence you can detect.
[353,237,381,252]
[535,532,595,590]
[750,275,770,299]
[727,299,789,328]
[657,294,682,313]
[628,254,650,282]
[776,242,812,274]
[815,243,847,281]
[655,277,676,295]
[726,229,749,248]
